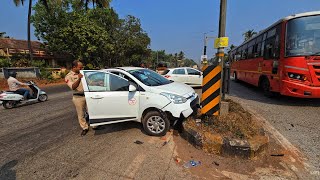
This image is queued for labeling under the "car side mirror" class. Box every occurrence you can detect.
[129,84,137,92]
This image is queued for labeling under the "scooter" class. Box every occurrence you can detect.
[0,81,48,109]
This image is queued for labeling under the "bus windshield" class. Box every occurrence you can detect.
[286,15,320,57]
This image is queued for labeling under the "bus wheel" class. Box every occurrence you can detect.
[261,78,273,97]
[233,72,239,82]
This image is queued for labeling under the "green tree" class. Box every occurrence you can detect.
[13,0,51,61]
[0,32,10,38]
[243,29,257,41]
[32,0,150,68]
[79,0,110,10]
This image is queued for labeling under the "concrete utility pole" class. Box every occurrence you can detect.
[217,0,227,101]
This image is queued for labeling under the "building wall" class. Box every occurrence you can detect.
[0,67,40,79]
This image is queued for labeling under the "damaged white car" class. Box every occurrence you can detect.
[81,67,199,136]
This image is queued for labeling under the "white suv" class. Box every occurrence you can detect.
[80,67,199,136]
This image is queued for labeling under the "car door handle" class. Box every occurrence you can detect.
[91,95,103,99]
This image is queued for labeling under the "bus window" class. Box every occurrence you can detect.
[261,33,267,57]
[241,44,248,59]
[248,39,256,58]
[236,47,242,60]
[264,25,281,59]
[253,35,263,57]
[286,15,320,56]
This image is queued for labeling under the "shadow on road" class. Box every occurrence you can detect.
[93,121,145,136]
[229,80,320,107]
[0,160,17,180]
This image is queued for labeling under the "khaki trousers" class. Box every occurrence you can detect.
[72,96,88,130]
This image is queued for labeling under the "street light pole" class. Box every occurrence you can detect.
[203,31,214,57]
[203,33,207,56]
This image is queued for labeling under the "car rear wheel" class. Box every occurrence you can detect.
[142,111,169,136]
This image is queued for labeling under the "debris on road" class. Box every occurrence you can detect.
[290,124,294,127]
[162,139,171,147]
[183,160,201,168]
[134,140,144,145]
[271,154,285,157]
[174,156,182,163]
[213,161,220,166]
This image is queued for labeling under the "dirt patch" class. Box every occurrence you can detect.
[186,99,263,140]
[177,99,309,179]
[0,78,65,90]
[173,132,301,179]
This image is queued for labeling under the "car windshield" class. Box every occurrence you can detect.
[286,15,320,56]
[128,69,172,86]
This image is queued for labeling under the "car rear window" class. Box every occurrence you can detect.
[161,70,170,75]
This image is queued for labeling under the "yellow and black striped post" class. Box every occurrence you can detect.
[201,63,222,116]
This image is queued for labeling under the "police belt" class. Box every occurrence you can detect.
[73,93,85,96]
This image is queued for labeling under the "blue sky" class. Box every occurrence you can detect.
[1,0,320,63]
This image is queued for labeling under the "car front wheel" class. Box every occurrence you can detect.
[142,111,169,136]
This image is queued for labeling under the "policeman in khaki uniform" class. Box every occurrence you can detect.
[65,60,89,136]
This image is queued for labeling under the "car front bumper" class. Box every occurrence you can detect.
[162,94,199,118]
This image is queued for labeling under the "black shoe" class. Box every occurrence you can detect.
[81,129,89,136]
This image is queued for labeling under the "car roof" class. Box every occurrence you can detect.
[115,67,144,71]
[101,67,144,72]
[168,67,197,70]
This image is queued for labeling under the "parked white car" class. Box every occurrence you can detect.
[162,67,203,87]
[80,67,199,136]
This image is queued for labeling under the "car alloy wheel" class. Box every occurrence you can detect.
[142,111,169,136]
[147,116,166,134]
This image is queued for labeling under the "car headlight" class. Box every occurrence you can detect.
[161,92,187,104]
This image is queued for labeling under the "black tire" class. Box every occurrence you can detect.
[38,94,48,102]
[233,72,239,82]
[3,101,15,109]
[142,111,170,136]
[261,78,274,97]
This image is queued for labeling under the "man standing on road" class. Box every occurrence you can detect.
[65,60,89,136]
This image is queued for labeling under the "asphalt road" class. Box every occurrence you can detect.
[226,80,320,175]
[1,82,319,179]
[0,85,194,180]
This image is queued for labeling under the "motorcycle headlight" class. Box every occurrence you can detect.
[161,92,187,104]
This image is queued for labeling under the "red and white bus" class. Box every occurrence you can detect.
[229,11,320,98]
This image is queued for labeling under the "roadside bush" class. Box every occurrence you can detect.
[31,60,46,68]
[0,58,11,67]
[12,58,30,67]
[60,69,69,79]
[85,63,94,70]
[40,69,53,80]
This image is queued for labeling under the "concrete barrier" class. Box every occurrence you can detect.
[0,67,40,79]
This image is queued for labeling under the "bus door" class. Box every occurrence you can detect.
[262,25,281,91]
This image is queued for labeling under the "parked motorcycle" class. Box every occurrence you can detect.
[0,81,48,109]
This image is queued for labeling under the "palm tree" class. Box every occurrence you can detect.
[13,0,50,61]
[243,29,257,41]
[227,44,237,54]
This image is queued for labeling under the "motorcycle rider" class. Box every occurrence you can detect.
[7,72,30,100]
